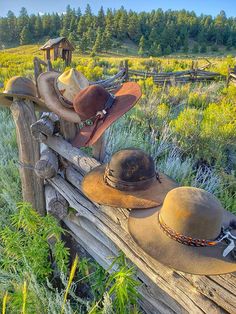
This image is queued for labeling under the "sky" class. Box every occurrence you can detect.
[0,0,236,18]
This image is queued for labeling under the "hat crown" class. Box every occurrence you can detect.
[57,68,89,102]
[4,76,37,97]
[160,187,224,240]
[73,85,110,121]
[108,149,155,183]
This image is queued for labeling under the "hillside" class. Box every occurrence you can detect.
[1,6,236,57]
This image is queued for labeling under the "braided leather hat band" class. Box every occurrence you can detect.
[103,165,161,192]
[158,213,220,247]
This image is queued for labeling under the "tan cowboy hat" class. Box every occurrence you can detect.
[82,148,178,208]
[128,186,236,275]
[0,76,47,111]
[71,82,142,147]
[37,68,89,122]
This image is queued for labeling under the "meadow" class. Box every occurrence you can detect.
[0,45,236,313]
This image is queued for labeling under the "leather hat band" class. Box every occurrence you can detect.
[103,165,161,191]
[54,77,74,109]
[158,213,219,247]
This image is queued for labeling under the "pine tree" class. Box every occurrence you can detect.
[20,25,32,45]
[7,10,18,44]
[77,16,87,37]
[78,35,88,54]
[192,43,199,53]
[138,35,145,56]
[103,29,112,52]
[97,6,105,28]
[84,4,93,28]
[77,7,82,19]
[118,12,127,40]
[35,14,43,39]
[183,38,189,53]
[150,42,162,57]
[85,27,96,48]
[164,45,172,55]
[92,27,103,54]
[18,7,29,32]
[200,44,207,53]
[68,31,77,45]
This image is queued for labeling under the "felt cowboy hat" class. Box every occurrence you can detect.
[0,76,47,111]
[128,186,236,275]
[37,68,89,122]
[71,82,142,147]
[38,67,141,147]
[82,148,178,208]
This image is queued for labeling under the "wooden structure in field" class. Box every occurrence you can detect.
[228,66,236,86]
[2,59,236,313]
[40,37,74,65]
[122,59,225,85]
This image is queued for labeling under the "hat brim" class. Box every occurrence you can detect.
[37,72,81,123]
[71,82,142,147]
[128,206,236,275]
[0,92,48,112]
[82,164,178,209]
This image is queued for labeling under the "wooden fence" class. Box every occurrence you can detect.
[122,59,225,85]
[3,60,236,313]
[228,66,236,86]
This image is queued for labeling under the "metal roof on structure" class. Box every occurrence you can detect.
[40,37,74,50]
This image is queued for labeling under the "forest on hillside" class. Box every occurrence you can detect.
[1,5,236,56]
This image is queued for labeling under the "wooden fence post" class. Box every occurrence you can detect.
[124,59,129,81]
[91,135,106,162]
[10,98,45,215]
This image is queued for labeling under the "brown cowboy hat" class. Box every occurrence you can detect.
[0,76,47,111]
[37,69,89,123]
[38,68,141,147]
[71,82,142,147]
[128,187,236,275]
[82,148,178,209]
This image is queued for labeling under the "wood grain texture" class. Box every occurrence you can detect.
[45,184,68,219]
[47,168,236,314]
[10,99,45,215]
[31,112,59,141]
[35,147,59,179]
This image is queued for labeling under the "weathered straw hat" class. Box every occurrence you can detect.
[128,186,236,275]
[71,82,142,147]
[0,76,47,111]
[82,148,178,208]
[37,68,89,122]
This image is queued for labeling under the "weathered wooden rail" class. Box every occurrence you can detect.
[228,66,236,86]
[121,59,224,85]
[5,98,234,313]
[2,59,235,312]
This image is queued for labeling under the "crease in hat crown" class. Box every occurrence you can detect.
[55,68,89,104]
[159,187,224,241]
[73,84,116,126]
[82,146,177,208]
[4,76,37,97]
[103,148,158,191]
[128,185,236,275]
[0,76,47,111]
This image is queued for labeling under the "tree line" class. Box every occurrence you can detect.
[1,5,236,56]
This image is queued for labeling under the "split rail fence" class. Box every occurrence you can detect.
[121,59,224,85]
[4,59,236,313]
[228,66,236,86]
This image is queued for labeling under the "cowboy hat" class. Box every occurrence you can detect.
[0,76,47,111]
[71,82,142,147]
[37,68,89,122]
[82,148,178,208]
[128,186,236,275]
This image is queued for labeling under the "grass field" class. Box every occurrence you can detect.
[0,45,236,312]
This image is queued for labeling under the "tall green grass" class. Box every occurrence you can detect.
[0,48,235,312]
